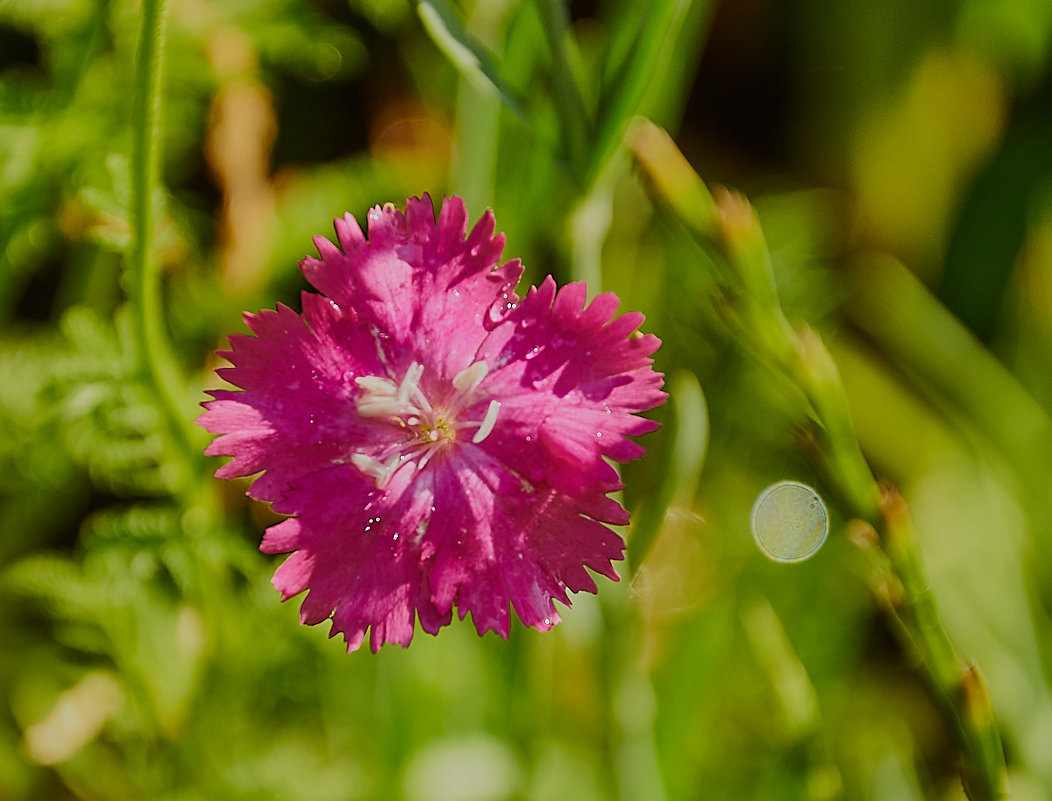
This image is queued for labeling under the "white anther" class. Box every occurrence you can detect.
[355,368,427,419]
[398,362,424,405]
[354,375,403,418]
[452,360,489,395]
[350,452,401,488]
[356,395,407,418]
[472,400,501,444]
[350,452,385,481]
[355,375,395,393]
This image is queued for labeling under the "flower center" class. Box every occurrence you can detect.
[348,360,500,488]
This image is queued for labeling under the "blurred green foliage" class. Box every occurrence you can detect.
[3,0,1052,799]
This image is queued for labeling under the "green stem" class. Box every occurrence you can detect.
[794,324,1005,799]
[533,0,592,179]
[879,487,1008,800]
[128,0,201,492]
[630,118,1010,801]
[449,3,503,211]
[792,327,882,520]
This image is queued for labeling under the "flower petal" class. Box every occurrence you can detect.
[300,194,524,381]
[263,465,452,653]
[199,196,666,652]
[469,277,666,497]
[198,294,397,502]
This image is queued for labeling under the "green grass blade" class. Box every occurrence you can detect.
[414,0,529,123]
[586,0,700,184]
[532,0,592,177]
[628,369,708,575]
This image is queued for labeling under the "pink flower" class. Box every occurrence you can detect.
[199,194,665,652]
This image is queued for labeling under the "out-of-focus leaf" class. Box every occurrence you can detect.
[414,0,528,121]
[939,114,1052,342]
[532,0,592,174]
[847,254,1052,495]
[587,0,708,184]
[628,369,708,574]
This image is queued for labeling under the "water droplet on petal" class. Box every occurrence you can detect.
[751,481,828,563]
[485,292,518,329]
[524,346,541,361]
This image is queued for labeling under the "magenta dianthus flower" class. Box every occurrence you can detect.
[199,194,665,652]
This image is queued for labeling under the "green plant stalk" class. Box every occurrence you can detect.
[630,118,1009,800]
[793,327,882,521]
[628,369,708,574]
[533,0,592,179]
[452,76,501,212]
[415,0,529,123]
[128,0,201,491]
[847,253,1052,569]
[879,487,1008,800]
[585,0,692,186]
[792,304,1004,800]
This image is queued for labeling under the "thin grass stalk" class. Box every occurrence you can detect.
[630,118,1010,801]
[128,0,201,490]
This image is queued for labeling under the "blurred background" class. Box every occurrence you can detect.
[2,0,1052,798]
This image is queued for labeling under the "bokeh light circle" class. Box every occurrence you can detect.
[751,481,829,563]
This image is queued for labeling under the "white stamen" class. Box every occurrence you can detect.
[355,370,426,419]
[355,375,394,393]
[356,396,406,418]
[354,376,402,418]
[370,326,391,370]
[417,449,435,472]
[472,400,501,444]
[350,359,502,487]
[350,452,401,488]
[408,382,434,417]
[452,360,489,395]
[350,453,386,481]
[398,362,424,405]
